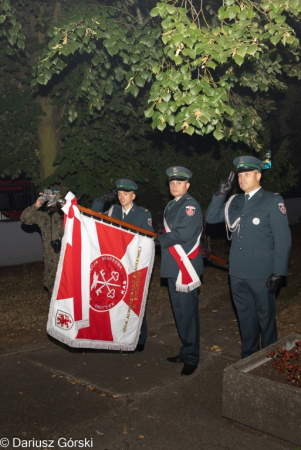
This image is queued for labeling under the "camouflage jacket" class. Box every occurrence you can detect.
[20,204,63,292]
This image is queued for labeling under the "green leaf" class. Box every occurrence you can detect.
[128,85,139,98]
[16,39,25,49]
[103,38,116,49]
[37,74,46,85]
[218,7,229,20]
[0,15,6,24]
[236,45,248,58]
[144,107,154,118]
[150,7,159,17]
[207,61,217,69]
[234,54,244,66]
[161,92,171,102]
[43,69,52,81]
[43,59,52,70]
[152,64,160,74]
[174,55,183,65]
[135,76,146,88]
[114,67,124,82]
[107,46,119,56]
[76,28,85,38]
[289,0,299,8]
[213,128,224,140]
[287,35,295,44]
[247,44,258,56]
[184,125,194,135]
[157,102,169,113]
[157,121,166,131]
[237,10,248,20]
[166,5,176,14]
[275,15,286,24]
[270,35,281,46]
[7,35,17,46]
[166,114,175,126]
[105,83,113,95]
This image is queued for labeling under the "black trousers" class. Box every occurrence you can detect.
[230,276,277,358]
[168,278,200,366]
[138,314,147,346]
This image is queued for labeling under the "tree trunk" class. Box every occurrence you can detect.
[32,2,62,183]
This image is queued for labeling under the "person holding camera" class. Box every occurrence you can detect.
[20,189,63,297]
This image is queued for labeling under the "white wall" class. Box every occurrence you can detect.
[0,197,300,267]
[0,221,43,266]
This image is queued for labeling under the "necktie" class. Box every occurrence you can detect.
[245,194,250,204]
[169,200,176,210]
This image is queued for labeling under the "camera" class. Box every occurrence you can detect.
[51,239,61,253]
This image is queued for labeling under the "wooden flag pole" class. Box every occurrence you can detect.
[77,205,157,238]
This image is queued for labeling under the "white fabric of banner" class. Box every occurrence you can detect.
[47,192,155,351]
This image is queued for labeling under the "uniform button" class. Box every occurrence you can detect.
[239,247,242,250]
[239,236,242,239]
[241,225,244,228]
[241,214,244,217]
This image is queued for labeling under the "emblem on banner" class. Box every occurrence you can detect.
[278,203,287,215]
[90,255,128,312]
[56,310,73,330]
[186,206,196,217]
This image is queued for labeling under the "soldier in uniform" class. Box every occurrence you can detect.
[92,179,153,351]
[158,167,203,376]
[206,156,291,358]
[20,189,63,297]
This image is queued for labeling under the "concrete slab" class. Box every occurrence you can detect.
[26,339,182,396]
[222,333,301,446]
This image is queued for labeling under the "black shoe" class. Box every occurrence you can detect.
[136,344,145,352]
[181,363,197,376]
[167,355,183,363]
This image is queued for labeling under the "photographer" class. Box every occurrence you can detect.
[20,188,63,297]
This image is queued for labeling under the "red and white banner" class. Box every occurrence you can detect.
[47,192,155,351]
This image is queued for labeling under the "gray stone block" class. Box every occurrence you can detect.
[222,334,301,446]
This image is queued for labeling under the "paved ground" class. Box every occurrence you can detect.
[1,257,299,450]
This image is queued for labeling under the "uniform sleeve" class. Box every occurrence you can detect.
[91,199,105,213]
[141,209,154,232]
[205,194,227,224]
[159,202,202,249]
[270,195,291,276]
[20,204,44,227]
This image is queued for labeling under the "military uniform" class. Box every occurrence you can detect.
[159,167,203,371]
[206,156,291,358]
[91,201,153,232]
[92,179,153,348]
[20,204,63,294]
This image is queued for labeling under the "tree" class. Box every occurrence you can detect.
[0,0,300,212]
[33,0,301,151]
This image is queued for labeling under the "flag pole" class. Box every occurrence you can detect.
[77,205,157,238]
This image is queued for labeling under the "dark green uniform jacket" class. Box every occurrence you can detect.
[159,192,203,279]
[91,200,153,232]
[206,188,291,279]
